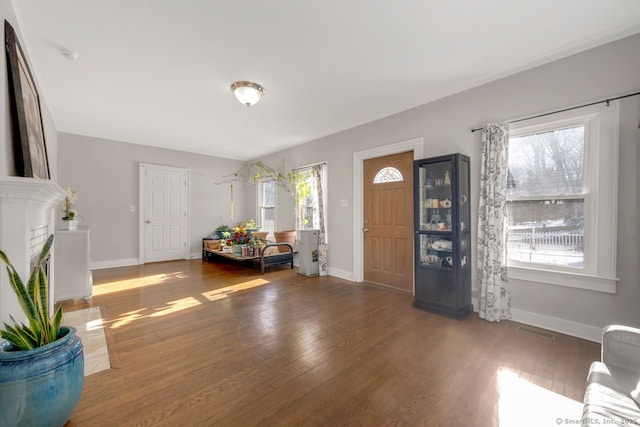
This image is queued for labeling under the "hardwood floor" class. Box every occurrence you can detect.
[61,260,600,426]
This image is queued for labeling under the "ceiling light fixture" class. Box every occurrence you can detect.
[60,48,79,60]
[230,81,265,107]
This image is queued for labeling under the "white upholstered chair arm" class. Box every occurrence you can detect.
[602,325,640,373]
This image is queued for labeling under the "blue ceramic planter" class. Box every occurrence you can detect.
[0,326,84,427]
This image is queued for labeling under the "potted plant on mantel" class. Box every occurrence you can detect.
[228,161,311,252]
[60,187,79,231]
[0,234,84,427]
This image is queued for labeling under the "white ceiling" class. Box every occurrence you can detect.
[14,1,640,161]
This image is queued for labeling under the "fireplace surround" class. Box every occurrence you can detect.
[0,176,65,325]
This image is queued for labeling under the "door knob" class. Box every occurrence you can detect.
[145,220,151,224]
[363,228,369,232]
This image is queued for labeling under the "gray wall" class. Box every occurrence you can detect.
[1,0,58,179]
[248,34,640,336]
[57,133,245,265]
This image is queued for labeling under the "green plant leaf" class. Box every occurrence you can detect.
[13,320,39,347]
[0,234,60,349]
[1,321,36,350]
[0,329,32,350]
[25,265,47,344]
[51,306,63,340]
[0,249,11,266]
[36,234,54,268]
[33,266,49,321]
[1,263,37,321]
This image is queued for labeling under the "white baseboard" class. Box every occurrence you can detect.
[328,267,355,282]
[510,308,602,343]
[472,297,601,342]
[90,258,140,270]
[190,252,202,259]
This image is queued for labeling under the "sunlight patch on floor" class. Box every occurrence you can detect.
[150,296,201,317]
[108,296,202,328]
[497,368,583,427]
[201,278,270,302]
[110,309,146,329]
[107,278,271,328]
[92,272,186,296]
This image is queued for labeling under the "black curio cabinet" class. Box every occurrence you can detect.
[413,153,472,318]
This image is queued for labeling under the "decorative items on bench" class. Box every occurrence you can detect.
[205,222,270,257]
[211,225,232,240]
[227,226,253,256]
[204,239,221,251]
[273,230,296,253]
[202,238,294,274]
[236,219,259,232]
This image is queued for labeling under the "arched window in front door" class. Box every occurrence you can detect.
[373,167,403,184]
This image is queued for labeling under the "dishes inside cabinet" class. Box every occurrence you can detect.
[424,255,441,265]
[431,239,452,251]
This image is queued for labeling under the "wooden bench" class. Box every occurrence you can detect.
[202,239,294,274]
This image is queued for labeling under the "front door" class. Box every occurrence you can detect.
[141,163,190,263]
[363,151,414,292]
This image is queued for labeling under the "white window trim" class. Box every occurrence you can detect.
[506,101,619,293]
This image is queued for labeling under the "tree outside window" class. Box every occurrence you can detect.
[507,125,586,268]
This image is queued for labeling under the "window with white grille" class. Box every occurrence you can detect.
[506,102,619,293]
[259,180,276,238]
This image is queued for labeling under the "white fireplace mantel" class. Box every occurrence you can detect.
[0,176,65,325]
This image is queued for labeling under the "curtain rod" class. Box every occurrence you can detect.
[470,90,640,133]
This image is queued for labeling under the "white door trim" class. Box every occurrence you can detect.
[138,163,191,264]
[352,138,423,286]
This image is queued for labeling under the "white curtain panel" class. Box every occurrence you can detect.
[312,163,328,276]
[477,123,511,322]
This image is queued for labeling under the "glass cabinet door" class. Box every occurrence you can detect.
[418,159,453,232]
[459,156,470,271]
[417,158,454,271]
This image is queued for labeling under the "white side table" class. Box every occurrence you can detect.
[54,229,92,303]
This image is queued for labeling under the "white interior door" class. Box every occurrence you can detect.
[140,163,190,263]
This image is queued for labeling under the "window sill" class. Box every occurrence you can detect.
[507,265,618,294]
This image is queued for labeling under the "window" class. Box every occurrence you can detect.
[506,102,619,293]
[507,125,585,268]
[373,167,403,183]
[294,163,327,231]
[259,180,276,238]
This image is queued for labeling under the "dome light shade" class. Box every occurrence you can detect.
[230,81,265,107]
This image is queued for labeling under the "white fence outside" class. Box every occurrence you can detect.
[508,228,583,250]
[507,227,584,267]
